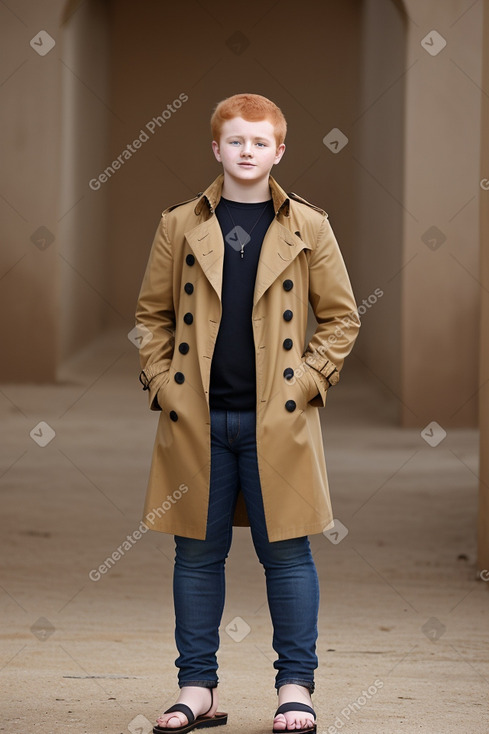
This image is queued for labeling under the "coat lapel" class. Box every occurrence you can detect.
[184,174,312,305]
[254,219,311,306]
[184,217,224,299]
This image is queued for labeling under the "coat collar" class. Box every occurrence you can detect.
[194,173,291,218]
[186,174,310,304]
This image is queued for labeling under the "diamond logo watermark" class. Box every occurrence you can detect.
[421,30,446,56]
[421,226,446,251]
[30,616,55,641]
[422,616,446,641]
[226,31,250,55]
[30,30,56,56]
[30,421,56,447]
[225,226,250,252]
[30,226,55,251]
[225,615,251,642]
[323,128,349,154]
[421,421,446,447]
[128,324,153,349]
[323,518,349,545]
[128,714,153,734]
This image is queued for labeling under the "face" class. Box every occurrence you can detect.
[212,117,285,184]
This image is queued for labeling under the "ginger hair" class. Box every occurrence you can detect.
[211,93,287,146]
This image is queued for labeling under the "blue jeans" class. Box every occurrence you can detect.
[173,409,319,693]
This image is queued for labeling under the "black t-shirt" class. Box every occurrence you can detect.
[209,196,275,410]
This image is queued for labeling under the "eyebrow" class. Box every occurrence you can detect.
[224,134,272,142]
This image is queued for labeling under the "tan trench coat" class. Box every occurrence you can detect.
[135,174,359,541]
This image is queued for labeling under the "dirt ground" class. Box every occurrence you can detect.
[1,331,487,734]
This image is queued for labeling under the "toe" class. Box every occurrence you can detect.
[273,713,287,730]
[273,714,287,731]
[279,711,315,731]
[156,712,188,728]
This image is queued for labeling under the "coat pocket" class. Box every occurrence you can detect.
[296,362,322,406]
[154,372,171,411]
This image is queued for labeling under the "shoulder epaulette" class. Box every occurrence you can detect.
[163,192,203,214]
[288,192,327,216]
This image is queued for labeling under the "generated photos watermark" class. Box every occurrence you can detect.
[89,93,188,191]
[326,679,384,733]
[89,484,188,581]
[286,288,382,386]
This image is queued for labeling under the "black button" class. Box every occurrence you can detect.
[183,312,193,325]
[184,282,194,295]
[283,367,294,380]
[174,372,185,384]
[186,254,195,266]
[169,410,178,422]
[283,279,293,291]
[285,400,296,412]
[283,309,293,322]
[178,342,189,355]
[283,338,293,350]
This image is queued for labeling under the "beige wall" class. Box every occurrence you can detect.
[106,0,363,326]
[478,0,489,571]
[352,0,406,411]
[0,2,63,380]
[401,0,482,427]
[0,0,484,435]
[58,0,111,361]
[0,0,111,378]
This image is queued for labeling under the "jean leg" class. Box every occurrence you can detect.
[258,536,319,693]
[235,410,319,692]
[173,409,240,687]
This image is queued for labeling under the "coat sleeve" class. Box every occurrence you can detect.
[135,214,175,411]
[302,215,360,407]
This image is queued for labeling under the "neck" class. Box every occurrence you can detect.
[221,173,272,203]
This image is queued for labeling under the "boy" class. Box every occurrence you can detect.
[135,93,360,733]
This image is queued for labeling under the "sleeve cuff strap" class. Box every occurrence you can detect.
[139,361,168,390]
[326,368,340,386]
[314,358,340,386]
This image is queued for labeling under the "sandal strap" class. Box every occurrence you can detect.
[275,702,316,718]
[163,703,195,724]
[163,687,215,724]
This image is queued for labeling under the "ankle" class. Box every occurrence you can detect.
[179,686,214,697]
[277,683,313,701]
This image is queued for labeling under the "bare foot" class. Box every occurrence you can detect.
[155,686,217,729]
[273,684,315,731]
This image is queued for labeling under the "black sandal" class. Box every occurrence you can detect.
[272,702,316,733]
[153,687,228,733]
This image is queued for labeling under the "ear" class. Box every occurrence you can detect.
[211,140,221,163]
[274,143,286,165]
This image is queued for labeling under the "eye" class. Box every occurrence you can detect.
[229,140,241,145]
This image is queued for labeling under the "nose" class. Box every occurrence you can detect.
[241,141,253,157]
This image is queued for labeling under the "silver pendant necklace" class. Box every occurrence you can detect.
[222,200,271,258]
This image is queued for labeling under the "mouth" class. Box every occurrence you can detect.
[238,162,255,167]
